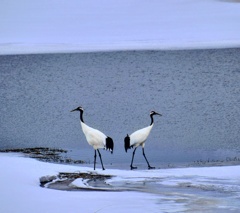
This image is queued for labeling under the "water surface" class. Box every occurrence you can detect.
[0,48,240,165]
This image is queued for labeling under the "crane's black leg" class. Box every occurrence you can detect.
[94,150,97,170]
[97,149,105,170]
[142,148,155,169]
[130,147,138,170]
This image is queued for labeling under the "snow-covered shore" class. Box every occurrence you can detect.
[1,153,240,212]
[1,0,240,55]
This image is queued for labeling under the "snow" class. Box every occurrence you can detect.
[1,0,240,55]
[0,153,159,213]
[1,153,240,212]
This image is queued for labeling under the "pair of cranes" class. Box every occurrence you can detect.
[71,106,162,170]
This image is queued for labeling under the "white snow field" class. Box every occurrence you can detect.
[1,153,240,213]
[0,0,240,55]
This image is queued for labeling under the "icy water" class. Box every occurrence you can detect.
[45,167,240,213]
[108,174,240,213]
[0,48,240,166]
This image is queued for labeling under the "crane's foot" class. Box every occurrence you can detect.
[148,166,155,170]
[130,166,137,170]
[102,167,105,170]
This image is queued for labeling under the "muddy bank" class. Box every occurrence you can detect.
[0,147,85,164]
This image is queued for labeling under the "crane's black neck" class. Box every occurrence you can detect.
[80,110,84,123]
[150,114,154,126]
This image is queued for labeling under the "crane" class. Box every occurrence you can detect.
[71,106,114,170]
[124,111,162,170]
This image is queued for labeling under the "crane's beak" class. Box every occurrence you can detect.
[70,108,78,112]
[156,112,162,116]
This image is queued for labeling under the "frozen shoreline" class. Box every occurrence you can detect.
[1,153,240,212]
[1,147,240,170]
[1,41,240,55]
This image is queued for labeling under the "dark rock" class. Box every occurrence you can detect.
[40,175,57,184]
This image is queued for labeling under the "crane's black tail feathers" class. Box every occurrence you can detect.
[124,134,132,153]
[106,136,114,154]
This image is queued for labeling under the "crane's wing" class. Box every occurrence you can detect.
[81,122,106,149]
[130,125,153,146]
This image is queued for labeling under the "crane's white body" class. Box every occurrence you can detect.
[80,121,106,150]
[129,124,153,148]
[71,106,113,170]
[125,110,161,170]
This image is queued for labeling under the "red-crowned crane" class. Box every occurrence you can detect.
[124,111,162,170]
[71,106,114,170]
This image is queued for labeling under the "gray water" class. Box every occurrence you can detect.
[0,49,240,166]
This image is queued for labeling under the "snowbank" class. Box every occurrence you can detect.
[1,0,240,54]
[1,153,240,212]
